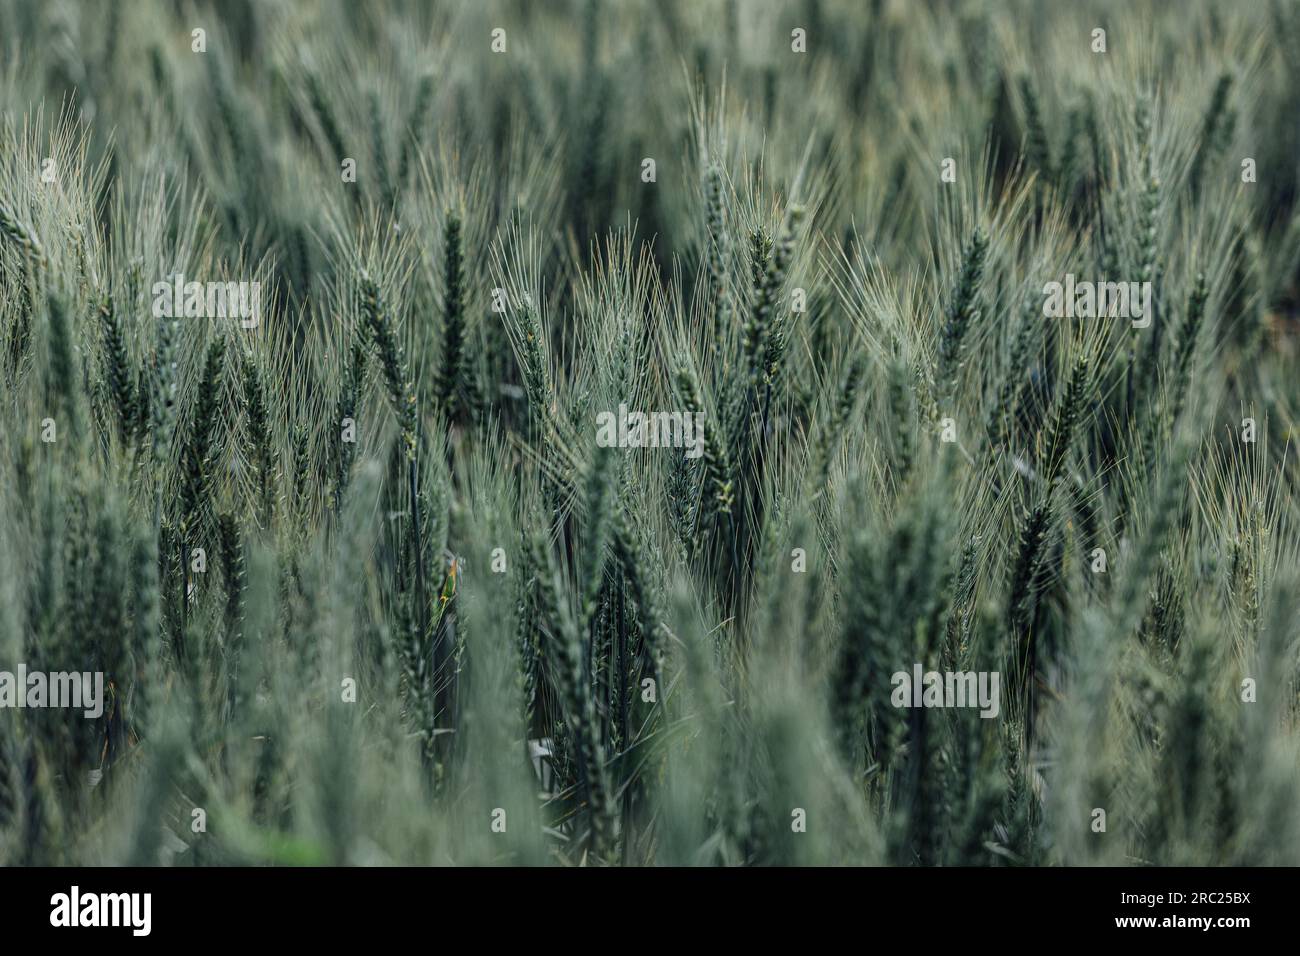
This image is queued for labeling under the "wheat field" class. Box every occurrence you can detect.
[1,0,1299,867]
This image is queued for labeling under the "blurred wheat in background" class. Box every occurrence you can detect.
[1,0,1299,866]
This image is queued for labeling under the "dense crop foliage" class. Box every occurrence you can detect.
[2,0,1299,866]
